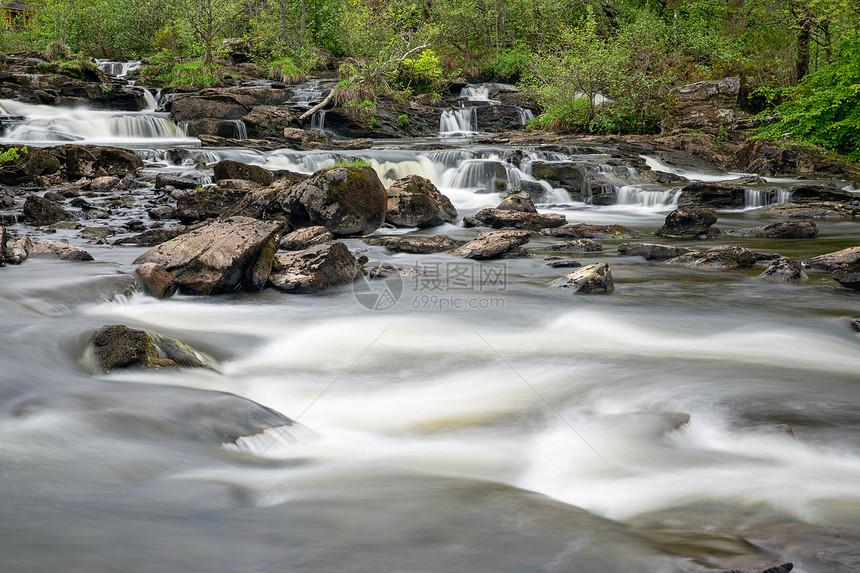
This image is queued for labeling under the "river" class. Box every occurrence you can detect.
[1,78,859,572]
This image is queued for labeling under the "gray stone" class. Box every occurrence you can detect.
[550,262,614,294]
[269,242,363,293]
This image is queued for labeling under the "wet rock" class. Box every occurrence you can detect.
[788,184,857,204]
[282,127,333,149]
[803,246,860,272]
[135,262,179,299]
[133,216,283,295]
[80,226,115,240]
[362,234,465,254]
[725,219,818,239]
[468,208,566,231]
[90,324,214,372]
[656,207,719,238]
[89,176,120,193]
[176,185,250,224]
[23,194,74,226]
[665,245,756,270]
[0,224,6,265]
[551,238,603,252]
[617,242,698,261]
[242,105,295,138]
[155,173,198,191]
[6,234,32,264]
[113,225,195,246]
[542,223,640,239]
[475,105,527,133]
[50,145,143,179]
[385,175,457,228]
[368,264,422,279]
[677,182,750,209]
[0,145,61,185]
[737,138,860,178]
[666,76,740,129]
[756,257,808,282]
[497,194,536,213]
[550,262,614,294]
[530,161,587,200]
[171,96,248,122]
[279,226,333,251]
[761,202,860,219]
[832,261,860,290]
[449,229,531,260]
[544,257,582,269]
[29,241,93,261]
[269,242,362,293]
[148,205,177,220]
[213,159,275,186]
[275,165,387,236]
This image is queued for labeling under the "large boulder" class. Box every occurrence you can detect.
[362,234,465,254]
[276,165,387,236]
[541,224,640,239]
[655,208,719,238]
[385,175,457,228]
[496,194,537,213]
[449,229,531,259]
[677,182,750,209]
[617,242,698,260]
[280,226,333,251]
[549,262,614,294]
[832,261,860,290]
[803,246,860,272]
[667,76,740,129]
[757,258,808,282]
[213,159,275,186]
[529,161,587,201]
[725,219,818,239]
[787,184,858,204]
[0,145,61,185]
[665,246,756,270]
[90,324,214,372]
[133,216,283,295]
[23,195,75,226]
[269,242,362,293]
[467,208,566,231]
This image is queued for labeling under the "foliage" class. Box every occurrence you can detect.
[756,32,860,161]
[397,113,409,126]
[141,54,220,88]
[334,158,371,167]
[0,147,27,166]
[397,49,445,93]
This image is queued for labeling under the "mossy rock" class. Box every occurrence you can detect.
[90,324,216,373]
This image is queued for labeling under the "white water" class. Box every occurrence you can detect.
[310,110,326,134]
[616,184,683,208]
[95,59,142,78]
[440,108,478,137]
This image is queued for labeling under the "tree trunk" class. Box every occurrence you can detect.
[301,0,307,43]
[791,0,813,82]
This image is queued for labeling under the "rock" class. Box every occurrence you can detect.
[80,226,115,239]
[90,324,213,372]
[29,241,93,261]
[655,207,719,238]
[677,182,751,209]
[170,96,248,122]
[275,165,387,236]
[0,224,6,265]
[155,173,198,191]
[135,262,179,299]
[23,195,74,226]
[282,127,333,149]
[362,234,465,254]
[617,242,698,260]
[497,194,537,213]
[280,226,333,250]
[667,76,740,129]
[665,245,756,269]
[549,262,614,294]
[148,205,177,220]
[219,185,278,219]
[550,238,603,252]
[0,145,61,185]
[449,229,531,260]
[269,242,362,293]
[385,175,458,228]
[541,224,640,239]
[5,235,32,264]
[756,257,808,282]
[787,184,857,204]
[176,185,250,224]
[368,264,421,279]
[832,261,860,290]
[133,216,283,295]
[213,159,275,186]
[736,138,860,178]
[50,145,143,179]
[89,176,120,193]
[725,219,818,239]
[545,258,582,269]
[529,161,587,200]
[761,202,860,219]
[242,105,295,138]
[803,246,860,272]
[113,225,194,246]
[468,208,566,231]
[475,104,528,133]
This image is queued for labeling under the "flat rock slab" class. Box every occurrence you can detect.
[29,241,93,261]
[550,262,614,294]
[270,242,362,293]
[665,246,756,270]
[617,242,698,261]
[803,246,860,272]
[468,208,566,231]
[133,216,283,295]
[761,202,860,219]
[541,224,640,239]
[550,238,603,252]
[363,234,465,254]
[725,219,818,239]
[449,229,531,260]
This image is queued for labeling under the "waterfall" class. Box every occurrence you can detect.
[440,108,477,137]
[141,88,158,111]
[517,108,534,126]
[460,85,491,102]
[745,189,766,209]
[616,185,683,207]
[229,119,247,140]
[310,110,326,134]
[95,60,142,78]
[289,79,326,109]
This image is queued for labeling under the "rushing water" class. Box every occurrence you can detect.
[2,86,860,573]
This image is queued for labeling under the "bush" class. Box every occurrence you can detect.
[398,49,445,93]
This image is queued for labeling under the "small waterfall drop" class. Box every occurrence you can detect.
[616,185,683,208]
[95,60,142,78]
[440,108,477,137]
[310,110,326,134]
[517,108,534,126]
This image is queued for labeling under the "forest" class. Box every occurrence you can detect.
[2,0,859,159]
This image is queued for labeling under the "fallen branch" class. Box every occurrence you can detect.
[299,89,335,120]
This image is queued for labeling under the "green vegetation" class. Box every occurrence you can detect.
[0,147,27,166]
[334,158,372,168]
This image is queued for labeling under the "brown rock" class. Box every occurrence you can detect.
[176,185,250,224]
[89,176,120,193]
[280,226,333,250]
[269,242,362,293]
[667,77,740,129]
[665,245,756,269]
[385,175,458,228]
[135,262,179,299]
[803,246,860,272]
[725,219,818,239]
[213,159,275,186]
[155,173,198,190]
[617,242,698,260]
[757,257,808,282]
[90,324,212,372]
[542,223,640,239]
[551,238,603,252]
[362,234,465,254]
[23,195,74,226]
[832,261,860,290]
[655,208,719,238]
[468,208,565,231]
[496,194,537,213]
[30,241,94,261]
[450,229,531,259]
[550,262,614,294]
[5,234,31,264]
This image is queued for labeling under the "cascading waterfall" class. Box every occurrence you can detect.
[228,119,248,140]
[616,185,683,207]
[310,110,326,134]
[517,108,534,125]
[289,79,327,109]
[439,108,478,137]
[460,85,492,102]
[95,60,142,78]
[140,88,158,111]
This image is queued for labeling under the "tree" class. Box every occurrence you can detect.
[179,0,242,63]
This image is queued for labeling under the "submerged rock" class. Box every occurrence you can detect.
[725,219,818,239]
[276,165,387,236]
[617,242,698,261]
[29,241,93,261]
[449,229,531,259]
[280,226,333,251]
[133,216,283,295]
[362,234,465,254]
[665,245,756,270]
[385,175,457,228]
[269,242,362,293]
[90,324,215,372]
[541,224,640,239]
[467,208,566,231]
[655,207,719,238]
[550,262,614,294]
[756,257,808,282]
[803,246,860,272]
